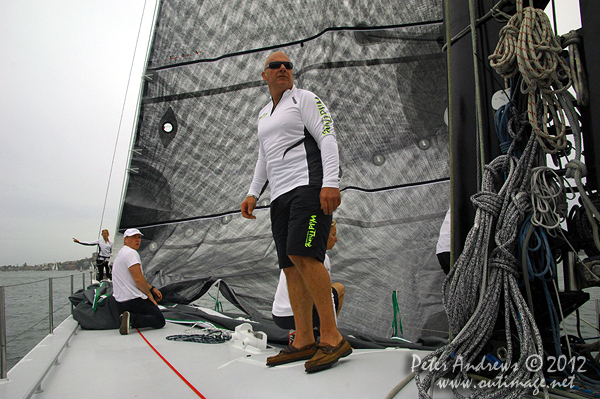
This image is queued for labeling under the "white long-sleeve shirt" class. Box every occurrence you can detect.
[436,208,451,254]
[248,85,339,201]
[76,239,113,258]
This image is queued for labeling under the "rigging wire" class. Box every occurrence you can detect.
[115,0,161,233]
[98,0,150,237]
[441,0,512,52]
[469,0,486,190]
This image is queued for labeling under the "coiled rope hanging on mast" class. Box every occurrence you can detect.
[489,0,571,155]
[413,1,582,397]
[415,128,546,399]
[489,0,600,254]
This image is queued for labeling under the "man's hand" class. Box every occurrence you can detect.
[147,292,158,306]
[151,287,162,302]
[320,187,341,215]
[241,196,257,219]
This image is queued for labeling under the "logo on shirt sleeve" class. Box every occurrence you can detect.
[314,97,333,135]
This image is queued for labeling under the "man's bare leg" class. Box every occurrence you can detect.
[283,266,315,348]
[288,255,343,347]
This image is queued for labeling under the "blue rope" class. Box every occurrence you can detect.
[495,103,514,154]
[519,215,561,356]
[520,215,600,388]
[519,215,555,281]
[494,81,522,157]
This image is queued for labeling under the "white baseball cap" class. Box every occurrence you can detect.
[123,228,144,237]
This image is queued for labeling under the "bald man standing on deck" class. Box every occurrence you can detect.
[241,51,352,373]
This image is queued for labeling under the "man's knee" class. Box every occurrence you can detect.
[288,255,320,269]
[282,265,300,281]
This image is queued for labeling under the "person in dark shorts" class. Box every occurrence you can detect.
[272,220,346,343]
[241,51,352,373]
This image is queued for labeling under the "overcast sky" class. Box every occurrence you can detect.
[1,0,157,266]
[0,1,582,267]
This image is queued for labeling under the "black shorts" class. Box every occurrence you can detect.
[270,185,332,269]
[272,286,340,330]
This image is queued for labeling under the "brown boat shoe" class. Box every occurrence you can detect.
[266,342,318,367]
[305,338,353,373]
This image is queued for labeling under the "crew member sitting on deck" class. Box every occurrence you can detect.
[271,221,346,351]
[112,228,165,335]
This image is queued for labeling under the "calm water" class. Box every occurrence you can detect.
[1,269,599,373]
[0,270,94,371]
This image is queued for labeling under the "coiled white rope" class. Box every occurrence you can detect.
[558,86,600,253]
[489,0,571,154]
[562,30,589,107]
[529,166,566,231]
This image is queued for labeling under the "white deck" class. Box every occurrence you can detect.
[1,316,461,399]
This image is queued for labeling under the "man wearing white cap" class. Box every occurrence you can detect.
[112,228,165,335]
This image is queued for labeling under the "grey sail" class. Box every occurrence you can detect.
[118,0,449,342]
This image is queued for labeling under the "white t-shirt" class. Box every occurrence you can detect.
[272,254,336,322]
[112,245,147,302]
[436,208,451,254]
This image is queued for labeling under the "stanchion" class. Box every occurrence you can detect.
[0,286,7,380]
[48,278,54,334]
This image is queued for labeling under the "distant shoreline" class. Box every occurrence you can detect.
[1,256,94,272]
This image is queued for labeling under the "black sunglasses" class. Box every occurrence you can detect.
[264,61,293,71]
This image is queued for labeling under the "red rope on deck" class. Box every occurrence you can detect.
[137,328,206,398]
